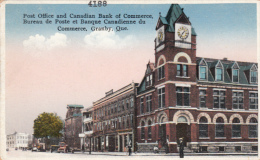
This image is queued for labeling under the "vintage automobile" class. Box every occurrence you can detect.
[50,145,60,153]
[32,147,38,152]
[57,142,69,153]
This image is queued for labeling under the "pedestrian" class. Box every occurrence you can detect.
[82,144,85,153]
[179,138,184,158]
[128,140,132,156]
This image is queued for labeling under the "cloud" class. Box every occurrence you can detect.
[23,33,69,51]
[83,31,136,49]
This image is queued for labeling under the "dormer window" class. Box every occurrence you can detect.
[231,62,239,83]
[232,69,239,83]
[198,58,208,80]
[200,66,206,80]
[215,61,223,81]
[251,71,257,83]
[146,74,153,87]
[250,64,258,83]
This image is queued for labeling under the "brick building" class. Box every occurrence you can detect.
[80,107,94,152]
[92,83,137,152]
[64,104,84,149]
[136,4,258,153]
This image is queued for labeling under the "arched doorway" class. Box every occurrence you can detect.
[159,117,166,148]
[176,116,191,146]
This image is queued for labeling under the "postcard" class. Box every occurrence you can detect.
[0,0,259,160]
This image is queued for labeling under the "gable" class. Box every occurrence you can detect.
[175,13,191,25]
[232,62,240,69]
[146,65,152,74]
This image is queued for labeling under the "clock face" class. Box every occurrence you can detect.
[158,30,163,41]
[177,26,189,40]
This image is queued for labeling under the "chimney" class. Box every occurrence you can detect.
[223,57,228,61]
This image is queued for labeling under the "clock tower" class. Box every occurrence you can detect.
[154,4,197,84]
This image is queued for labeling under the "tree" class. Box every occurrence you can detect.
[33,112,63,139]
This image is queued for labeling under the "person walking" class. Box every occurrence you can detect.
[82,144,85,153]
[128,140,132,156]
[179,138,184,158]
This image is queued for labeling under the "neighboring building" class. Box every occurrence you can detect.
[64,104,84,149]
[6,132,29,149]
[136,4,258,153]
[79,107,94,151]
[92,83,137,152]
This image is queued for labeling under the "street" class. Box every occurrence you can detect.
[3,149,258,160]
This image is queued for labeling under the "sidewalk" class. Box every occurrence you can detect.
[77,151,258,156]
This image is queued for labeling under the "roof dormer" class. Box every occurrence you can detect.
[198,58,208,81]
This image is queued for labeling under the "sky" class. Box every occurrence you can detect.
[4,3,257,135]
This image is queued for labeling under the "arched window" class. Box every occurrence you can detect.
[215,117,224,137]
[249,118,258,138]
[199,116,208,137]
[148,120,152,139]
[177,116,188,123]
[232,118,241,138]
[141,121,145,140]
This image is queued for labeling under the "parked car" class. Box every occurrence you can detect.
[32,147,38,152]
[57,142,69,153]
[51,145,59,153]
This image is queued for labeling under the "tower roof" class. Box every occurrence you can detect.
[160,4,197,36]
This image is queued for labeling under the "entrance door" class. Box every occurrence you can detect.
[159,124,166,148]
[176,123,190,146]
[108,136,115,152]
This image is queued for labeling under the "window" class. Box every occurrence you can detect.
[232,118,241,138]
[158,87,165,108]
[249,92,258,109]
[200,146,208,152]
[146,95,152,112]
[177,64,181,76]
[213,90,225,109]
[216,68,223,81]
[148,120,152,139]
[140,97,144,114]
[249,118,258,138]
[183,65,188,77]
[176,64,188,77]
[176,87,190,106]
[219,146,225,152]
[199,66,207,80]
[233,69,239,83]
[158,66,165,80]
[118,103,121,112]
[199,90,206,108]
[235,146,241,152]
[252,146,258,151]
[130,98,134,108]
[232,91,243,109]
[141,121,145,139]
[130,114,134,127]
[122,101,125,111]
[146,74,153,87]
[215,117,224,137]
[126,100,129,109]
[199,117,208,138]
[251,71,257,83]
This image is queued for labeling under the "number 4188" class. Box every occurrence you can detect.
[88,1,107,7]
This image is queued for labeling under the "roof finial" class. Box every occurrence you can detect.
[182,8,184,11]
[159,12,161,17]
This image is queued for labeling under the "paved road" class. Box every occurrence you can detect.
[3,149,258,160]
